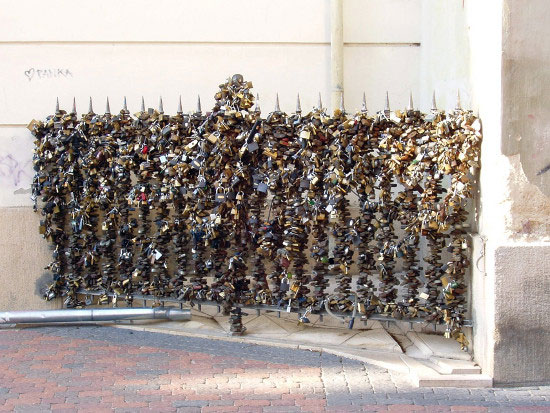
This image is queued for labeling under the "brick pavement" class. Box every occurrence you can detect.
[0,326,549,412]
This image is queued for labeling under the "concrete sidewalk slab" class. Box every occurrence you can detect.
[342,328,403,353]
[244,315,290,338]
[285,325,358,347]
[264,314,307,333]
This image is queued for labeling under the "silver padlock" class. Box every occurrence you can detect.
[215,188,227,203]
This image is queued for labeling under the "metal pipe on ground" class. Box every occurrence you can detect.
[0,307,191,325]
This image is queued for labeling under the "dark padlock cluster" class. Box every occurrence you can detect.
[30,74,481,342]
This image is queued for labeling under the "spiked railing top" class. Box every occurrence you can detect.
[105,97,111,115]
[88,97,94,114]
[384,91,390,116]
[274,93,280,112]
[431,91,438,112]
[254,93,261,113]
[177,96,183,114]
[52,89,468,121]
[196,95,202,114]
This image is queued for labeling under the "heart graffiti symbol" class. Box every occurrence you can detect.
[24,68,35,81]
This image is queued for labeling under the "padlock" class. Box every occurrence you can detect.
[280,276,290,292]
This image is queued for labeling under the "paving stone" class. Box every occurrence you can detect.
[262,407,301,413]
[0,326,549,412]
[172,400,209,408]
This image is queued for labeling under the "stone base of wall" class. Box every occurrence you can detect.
[0,207,60,311]
[492,245,550,385]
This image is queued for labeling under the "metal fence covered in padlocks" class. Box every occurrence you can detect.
[30,74,481,346]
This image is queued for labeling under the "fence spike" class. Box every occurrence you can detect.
[254,93,261,113]
[159,96,164,114]
[177,95,183,114]
[197,95,202,114]
[296,93,301,114]
[71,97,76,115]
[105,97,111,115]
[431,91,438,112]
[123,96,128,112]
[88,97,94,114]
[317,92,323,111]
[361,92,367,113]
[408,91,414,111]
[141,96,145,112]
[274,93,280,112]
[456,89,462,110]
[55,97,60,114]
[384,91,390,116]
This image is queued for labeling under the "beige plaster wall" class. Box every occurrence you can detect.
[417,0,501,377]
[418,0,471,112]
[467,0,503,380]
[502,0,550,199]
[0,0,422,124]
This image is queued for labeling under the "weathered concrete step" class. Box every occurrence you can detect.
[406,331,472,361]
[416,373,492,388]
[325,349,491,388]
[429,356,481,375]
[400,355,492,388]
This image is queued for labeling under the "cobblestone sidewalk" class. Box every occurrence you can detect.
[0,326,549,412]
